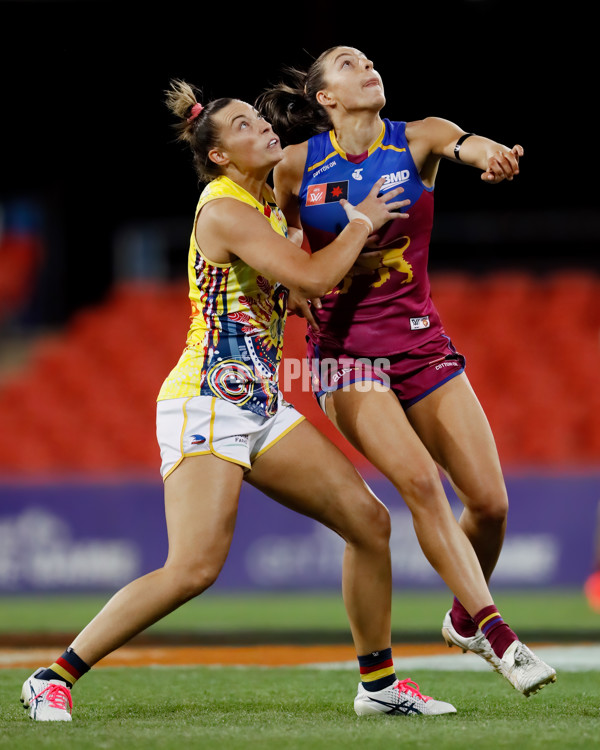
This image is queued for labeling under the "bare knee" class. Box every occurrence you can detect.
[394,465,447,516]
[342,486,391,550]
[366,497,392,544]
[164,559,223,603]
[463,488,509,527]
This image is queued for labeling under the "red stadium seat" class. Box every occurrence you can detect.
[0,273,598,475]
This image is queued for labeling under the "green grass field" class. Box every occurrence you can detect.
[2,667,599,749]
[1,589,599,748]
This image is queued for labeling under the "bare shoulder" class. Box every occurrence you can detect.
[196,197,281,264]
[274,141,308,186]
[282,140,309,167]
[199,197,263,231]
[197,198,266,248]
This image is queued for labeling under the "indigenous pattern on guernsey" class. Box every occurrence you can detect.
[299,119,443,357]
[157,176,289,418]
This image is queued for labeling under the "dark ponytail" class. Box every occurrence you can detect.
[256,47,343,146]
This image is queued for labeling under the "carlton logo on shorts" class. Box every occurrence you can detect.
[306,181,349,206]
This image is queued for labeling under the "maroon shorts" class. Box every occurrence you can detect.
[308,332,465,410]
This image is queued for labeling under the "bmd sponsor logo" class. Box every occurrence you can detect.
[380,169,410,192]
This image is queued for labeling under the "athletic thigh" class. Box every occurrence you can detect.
[324,385,443,498]
[245,419,390,543]
[406,372,508,510]
[163,453,244,569]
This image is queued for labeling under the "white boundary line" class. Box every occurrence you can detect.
[307,645,600,672]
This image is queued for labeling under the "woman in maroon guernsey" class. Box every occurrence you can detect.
[257,46,555,693]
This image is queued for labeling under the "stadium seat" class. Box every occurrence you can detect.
[0,272,598,475]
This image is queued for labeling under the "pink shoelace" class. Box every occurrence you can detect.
[395,678,432,702]
[34,683,73,712]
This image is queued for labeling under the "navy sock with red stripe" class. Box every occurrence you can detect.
[358,647,397,692]
[34,647,90,688]
[474,605,518,659]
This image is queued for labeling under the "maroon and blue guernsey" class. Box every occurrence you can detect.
[299,119,444,357]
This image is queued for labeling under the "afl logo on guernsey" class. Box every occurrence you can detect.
[306,181,349,206]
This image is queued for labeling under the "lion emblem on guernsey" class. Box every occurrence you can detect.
[333,236,413,295]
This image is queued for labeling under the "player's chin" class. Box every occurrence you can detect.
[366,87,386,107]
[267,146,284,165]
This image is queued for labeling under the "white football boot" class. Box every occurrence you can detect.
[354,678,456,716]
[21,669,73,721]
[497,641,557,697]
[441,609,501,671]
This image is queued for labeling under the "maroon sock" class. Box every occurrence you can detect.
[450,597,477,637]
[474,605,519,659]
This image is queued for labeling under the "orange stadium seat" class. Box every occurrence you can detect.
[0,272,598,475]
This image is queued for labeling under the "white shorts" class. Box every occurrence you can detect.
[156,392,305,480]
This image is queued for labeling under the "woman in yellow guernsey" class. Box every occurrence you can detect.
[20,80,461,722]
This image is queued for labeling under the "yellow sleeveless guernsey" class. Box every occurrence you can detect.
[157,176,289,418]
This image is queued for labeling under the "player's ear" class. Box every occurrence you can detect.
[316,89,335,108]
[208,148,229,167]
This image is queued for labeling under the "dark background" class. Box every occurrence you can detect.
[1,0,596,327]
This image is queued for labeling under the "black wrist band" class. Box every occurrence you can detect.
[454,133,474,161]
